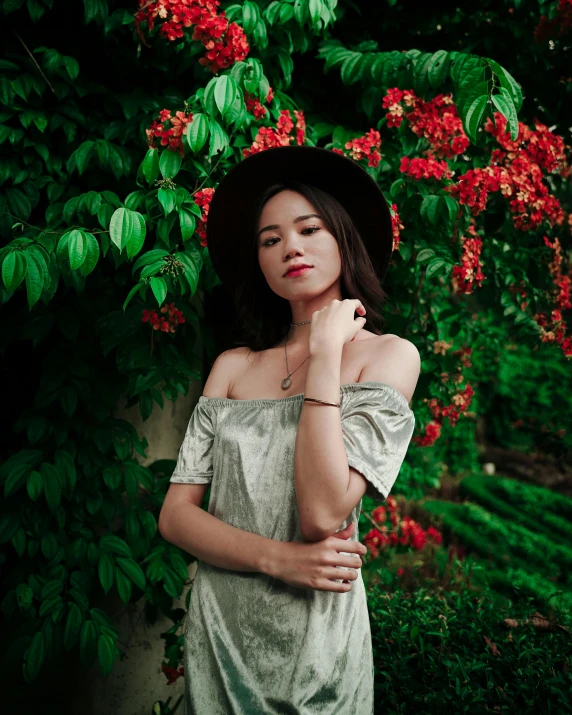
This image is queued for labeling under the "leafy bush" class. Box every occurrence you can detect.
[0,0,570,689]
[369,581,572,713]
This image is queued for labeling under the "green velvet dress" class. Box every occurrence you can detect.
[169,381,416,715]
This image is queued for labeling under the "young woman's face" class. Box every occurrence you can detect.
[256,189,342,300]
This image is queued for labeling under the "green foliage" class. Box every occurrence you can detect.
[422,487,572,613]
[318,42,522,139]
[0,0,570,693]
[460,474,572,544]
[368,583,572,712]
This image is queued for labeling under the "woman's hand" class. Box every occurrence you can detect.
[265,522,368,593]
[309,298,366,354]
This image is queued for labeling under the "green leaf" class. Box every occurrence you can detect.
[98,554,115,594]
[453,55,482,86]
[492,88,519,141]
[4,465,28,498]
[208,119,229,159]
[140,149,159,185]
[97,634,117,677]
[2,251,26,292]
[464,94,489,142]
[340,53,363,86]
[175,250,200,296]
[63,56,79,81]
[116,556,146,591]
[41,579,63,601]
[132,249,170,276]
[27,470,43,501]
[109,208,137,251]
[186,113,209,153]
[440,196,459,228]
[427,50,450,89]
[126,213,146,261]
[413,52,433,94]
[115,568,132,604]
[11,527,26,557]
[159,150,182,179]
[23,632,45,684]
[6,188,31,220]
[214,75,237,117]
[64,602,83,651]
[122,282,143,312]
[179,207,196,241]
[75,141,94,175]
[84,191,102,215]
[41,532,58,561]
[426,257,448,279]
[158,189,176,217]
[25,250,46,309]
[420,195,441,225]
[99,534,132,558]
[78,232,100,276]
[125,191,145,211]
[68,229,87,271]
[416,248,436,263]
[149,276,167,307]
[41,464,61,512]
[242,1,259,33]
[487,59,523,112]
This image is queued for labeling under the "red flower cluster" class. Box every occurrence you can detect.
[135,0,249,73]
[382,88,416,128]
[344,128,382,167]
[399,155,452,181]
[533,236,572,358]
[142,302,186,333]
[414,371,475,447]
[451,220,486,294]
[534,0,572,42]
[390,202,404,249]
[242,109,306,158]
[244,87,274,120]
[363,498,442,559]
[162,663,184,684]
[485,113,567,174]
[146,108,193,155]
[193,187,215,246]
[383,88,469,158]
[446,164,506,215]
[447,113,568,232]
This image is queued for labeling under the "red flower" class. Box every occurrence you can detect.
[135,0,249,72]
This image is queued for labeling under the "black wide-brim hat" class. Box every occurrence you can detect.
[206,145,394,291]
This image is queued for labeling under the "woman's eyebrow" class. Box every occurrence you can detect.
[257,213,322,239]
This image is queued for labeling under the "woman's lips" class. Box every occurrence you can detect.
[285,266,313,278]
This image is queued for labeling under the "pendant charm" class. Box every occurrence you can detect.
[281,377,292,390]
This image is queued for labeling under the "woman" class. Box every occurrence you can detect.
[160,145,420,714]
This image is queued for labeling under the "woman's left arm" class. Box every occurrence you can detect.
[294,339,419,542]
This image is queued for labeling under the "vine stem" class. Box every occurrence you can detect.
[1,211,109,236]
[193,132,234,194]
[12,29,56,96]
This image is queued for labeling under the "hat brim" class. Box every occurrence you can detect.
[206,145,393,289]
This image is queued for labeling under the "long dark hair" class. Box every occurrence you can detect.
[214,180,390,353]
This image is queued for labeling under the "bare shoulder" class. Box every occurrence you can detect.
[202,346,250,399]
[360,334,420,403]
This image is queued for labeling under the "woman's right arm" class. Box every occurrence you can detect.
[158,487,366,593]
[158,489,280,576]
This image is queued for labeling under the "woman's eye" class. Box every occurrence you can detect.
[262,226,320,247]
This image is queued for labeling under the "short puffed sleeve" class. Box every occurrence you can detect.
[341,384,415,502]
[170,398,217,484]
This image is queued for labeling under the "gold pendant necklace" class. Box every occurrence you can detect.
[282,319,312,390]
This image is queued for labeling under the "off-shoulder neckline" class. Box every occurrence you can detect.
[198,381,412,412]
